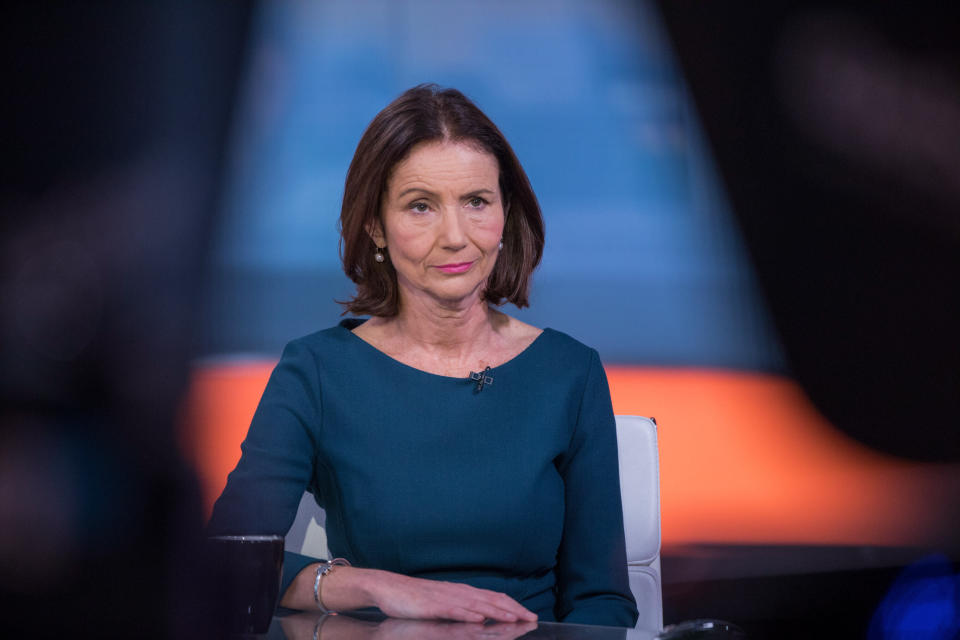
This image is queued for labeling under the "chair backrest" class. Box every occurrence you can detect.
[286,415,663,630]
[615,415,663,631]
[286,491,330,560]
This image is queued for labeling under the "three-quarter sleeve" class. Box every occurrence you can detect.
[554,349,639,627]
[206,339,325,598]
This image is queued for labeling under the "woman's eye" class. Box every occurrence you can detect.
[468,197,485,208]
[410,202,429,213]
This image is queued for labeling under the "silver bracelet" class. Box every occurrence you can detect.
[313,557,351,612]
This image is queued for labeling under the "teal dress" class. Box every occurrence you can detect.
[208,319,638,627]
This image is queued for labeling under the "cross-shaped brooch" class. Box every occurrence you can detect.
[469,366,494,392]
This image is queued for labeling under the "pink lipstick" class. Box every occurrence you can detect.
[435,261,474,274]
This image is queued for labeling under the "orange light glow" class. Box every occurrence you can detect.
[179,360,275,517]
[179,361,960,548]
[606,366,960,548]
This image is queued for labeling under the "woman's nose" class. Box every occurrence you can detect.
[438,208,467,249]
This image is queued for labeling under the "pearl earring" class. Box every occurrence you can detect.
[375,246,385,263]
[498,239,503,250]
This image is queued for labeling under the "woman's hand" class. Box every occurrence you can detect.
[364,570,538,624]
[281,564,537,624]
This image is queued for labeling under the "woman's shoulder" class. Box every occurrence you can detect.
[278,320,363,360]
[496,313,598,365]
[496,313,542,348]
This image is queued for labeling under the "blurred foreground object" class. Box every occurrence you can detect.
[658,0,960,461]
[0,2,251,638]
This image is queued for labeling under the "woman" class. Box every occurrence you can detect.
[208,84,638,628]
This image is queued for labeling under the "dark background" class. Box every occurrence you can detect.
[2,1,958,638]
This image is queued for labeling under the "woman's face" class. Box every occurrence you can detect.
[373,140,505,310]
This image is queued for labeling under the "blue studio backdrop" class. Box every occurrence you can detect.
[199,0,783,373]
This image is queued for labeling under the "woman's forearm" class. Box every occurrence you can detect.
[278,564,537,623]
[280,563,379,611]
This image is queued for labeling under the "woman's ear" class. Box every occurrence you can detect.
[365,219,385,248]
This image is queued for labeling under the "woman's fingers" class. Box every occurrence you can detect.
[447,606,488,623]
[462,596,530,622]
[461,600,517,622]
[487,591,538,621]
[371,572,537,623]
[443,584,536,622]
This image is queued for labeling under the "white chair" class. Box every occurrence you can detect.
[286,491,331,560]
[286,414,663,631]
[616,415,663,632]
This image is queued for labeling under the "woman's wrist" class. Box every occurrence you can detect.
[316,566,384,612]
[314,558,352,611]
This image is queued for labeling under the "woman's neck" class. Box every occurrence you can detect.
[388,293,503,359]
[353,291,536,378]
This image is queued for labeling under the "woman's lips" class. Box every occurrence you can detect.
[435,261,474,274]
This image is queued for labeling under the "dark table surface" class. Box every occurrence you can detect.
[257,610,660,640]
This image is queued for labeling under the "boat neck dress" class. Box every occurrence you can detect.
[208,318,638,627]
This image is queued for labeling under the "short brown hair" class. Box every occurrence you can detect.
[339,84,545,317]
